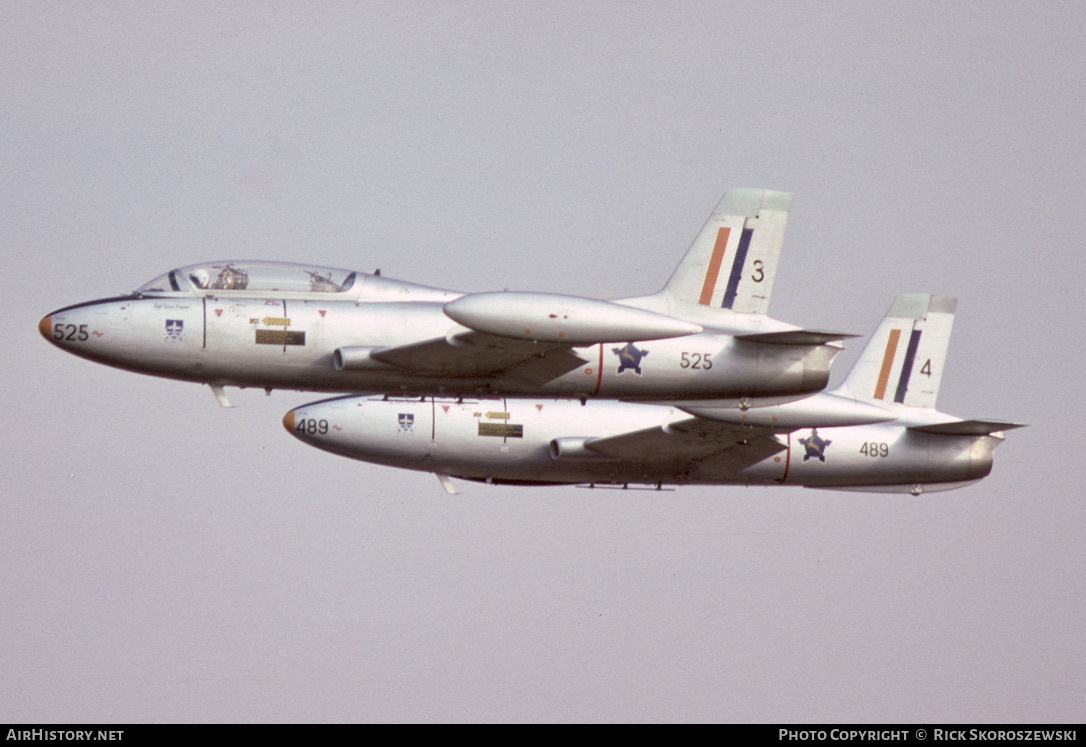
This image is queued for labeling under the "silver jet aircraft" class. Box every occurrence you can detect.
[40,189,852,407]
[283,294,1022,494]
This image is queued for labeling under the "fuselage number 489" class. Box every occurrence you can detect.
[860,442,889,458]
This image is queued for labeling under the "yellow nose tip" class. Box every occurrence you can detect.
[283,410,295,432]
[39,315,52,340]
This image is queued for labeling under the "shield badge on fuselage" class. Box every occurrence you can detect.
[165,319,184,343]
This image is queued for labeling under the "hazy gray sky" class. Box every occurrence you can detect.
[4,2,1084,722]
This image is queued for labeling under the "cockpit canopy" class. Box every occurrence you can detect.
[134,260,460,303]
[137,261,358,296]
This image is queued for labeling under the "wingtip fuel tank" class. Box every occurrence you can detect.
[443,292,703,344]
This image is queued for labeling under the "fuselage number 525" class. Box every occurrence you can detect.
[680,352,712,369]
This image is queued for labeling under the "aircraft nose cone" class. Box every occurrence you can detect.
[283,409,296,433]
[39,315,52,340]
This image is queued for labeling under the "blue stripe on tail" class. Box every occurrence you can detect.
[721,228,754,309]
[894,329,923,403]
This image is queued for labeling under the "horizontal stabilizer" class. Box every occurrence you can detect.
[735,330,858,346]
[907,420,1026,436]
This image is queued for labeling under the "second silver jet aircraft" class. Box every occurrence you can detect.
[284,294,1023,494]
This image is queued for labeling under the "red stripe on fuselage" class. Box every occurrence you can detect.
[593,344,604,396]
[780,432,791,483]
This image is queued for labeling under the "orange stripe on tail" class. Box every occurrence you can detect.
[698,227,731,306]
[873,329,901,400]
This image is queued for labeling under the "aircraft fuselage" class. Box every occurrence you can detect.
[284,395,1003,492]
[41,291,837,400]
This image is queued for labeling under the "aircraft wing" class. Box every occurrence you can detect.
[581,416,786,469]
[344,290,702,385]
[370,331,590,384]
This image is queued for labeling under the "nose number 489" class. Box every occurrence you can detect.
[297,419,329,435]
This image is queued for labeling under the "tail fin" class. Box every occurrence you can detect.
[661,188,792,315]
[838,294,957,409]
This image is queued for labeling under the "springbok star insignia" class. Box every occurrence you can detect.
[612,342,649,375]
[799,428,832,462]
